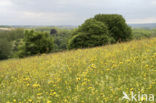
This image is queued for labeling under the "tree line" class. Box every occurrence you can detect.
[0,14,156,60]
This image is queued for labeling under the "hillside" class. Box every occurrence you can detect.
[0,38,156,102]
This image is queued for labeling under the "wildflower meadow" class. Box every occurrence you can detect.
[0,38,156,103]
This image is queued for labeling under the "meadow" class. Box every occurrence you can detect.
[0,37,156,103]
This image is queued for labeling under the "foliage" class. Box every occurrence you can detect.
[17,30,54,57]
[0,39,11,60]
[0,27,73,60]
[0,28,24,41]
[50,28,73,51]
[132,28,156,39]
[0,29,25,60]
[68,32,111,49]
[69,14,132,49]
[35,27,73,52]
[50,29,57,35]
[0,38,156,102]
[11,39,25,58]
[1,25,156,60]
[78,18,109,35]
[68,18,112,49]
[94,14,132,42]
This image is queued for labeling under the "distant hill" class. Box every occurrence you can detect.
[1,25,77,29]
[129,23,156,29]
[1,23,156,30]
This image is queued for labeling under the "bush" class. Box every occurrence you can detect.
[17,30,54,57]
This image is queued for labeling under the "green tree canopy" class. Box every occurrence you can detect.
[94,14,132,41]
[0,39,11,60]
[68,32,111,49]
[17,30,54,57]
[77,18,109,35]
[68,18,112,49]
[68,14,132,49]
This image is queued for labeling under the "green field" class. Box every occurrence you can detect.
[0,38,156,103]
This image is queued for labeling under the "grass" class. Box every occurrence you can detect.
[0,38,156,103]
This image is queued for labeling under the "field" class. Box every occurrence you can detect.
[0,38,156,103]
[0,28,13,31]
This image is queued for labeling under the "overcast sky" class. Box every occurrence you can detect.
[0,0,156,25]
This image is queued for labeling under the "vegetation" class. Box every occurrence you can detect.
[0,13,156,103]
[68,19,112,49]
[0,29,24,59]
[68,14,132,49]
[0,14,156,60]
[34,27,73,51]
[94,14,132,41]
[68,32,111,49]
[0,39,11,60]
[16,30,54,58]
[0,38,156,102]
[0,27,73,60]
[50,28,72,52]
[132,28,156,39]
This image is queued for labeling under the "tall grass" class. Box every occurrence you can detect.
[0,37,156,103]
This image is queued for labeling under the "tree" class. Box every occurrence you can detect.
[0,39,11,60]
[17,30,54,57]
[68,14,132,49]
[94,14,132,42]
[68,32,111,49]
[77,18,109,35]
[50,29,57,35]
[50,28,73,52]
[68,18,113,49]
[0,29,25,59]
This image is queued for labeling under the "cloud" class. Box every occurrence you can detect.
[0,0,12,6]
[0,0,13,12]
[151,0,156,5]
[20,11,78,25]
[0,0,156,25]
[127,17,156,24]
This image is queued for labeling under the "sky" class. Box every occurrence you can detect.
[0,0,156,25]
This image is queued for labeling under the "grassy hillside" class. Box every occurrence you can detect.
[0,38,156,103]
